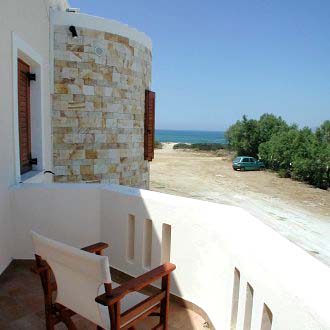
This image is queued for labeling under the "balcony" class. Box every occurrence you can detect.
[0,261,205,329]
[1,183,330,329]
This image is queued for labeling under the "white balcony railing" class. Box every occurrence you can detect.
[10,183,330,329]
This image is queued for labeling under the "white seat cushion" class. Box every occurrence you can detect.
[99,282,158,329]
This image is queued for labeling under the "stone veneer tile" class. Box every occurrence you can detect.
[52,26,151,188]
[83,85,95,96]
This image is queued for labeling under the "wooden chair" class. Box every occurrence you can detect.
[31,231,176,330]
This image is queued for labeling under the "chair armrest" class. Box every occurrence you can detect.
[31,264,48,274]
[81,242,109,255]
[95,262,176,306]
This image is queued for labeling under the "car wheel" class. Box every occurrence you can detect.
[240,167,245,171]
[260,167,265,171]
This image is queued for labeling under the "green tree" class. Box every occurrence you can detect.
[316,120,330,144]
[225,115,260,157]
[259,128,300,170]
[226,115,330,189]
[258,113,288,143]
[292,122,330,189]
[226,113,289,157]
[259,124,330,189]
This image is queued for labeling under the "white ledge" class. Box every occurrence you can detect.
[51,10,152,50]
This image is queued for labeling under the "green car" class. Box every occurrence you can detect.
[232,156,265,171]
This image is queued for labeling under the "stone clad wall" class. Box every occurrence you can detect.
[52,26,151,188]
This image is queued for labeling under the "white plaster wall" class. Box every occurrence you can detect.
[0,0,150,273]
[51,10,152,51]
[47,0,69,11]
[9,183,330,329]
[101,185,330,330]
[0,0,64,273]
[10,183,101,259]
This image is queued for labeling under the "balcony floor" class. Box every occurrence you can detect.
[0,261,207,329]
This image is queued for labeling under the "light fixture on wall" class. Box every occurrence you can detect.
[69,25,78,38]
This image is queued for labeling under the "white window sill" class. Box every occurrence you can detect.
[20,170,44,183]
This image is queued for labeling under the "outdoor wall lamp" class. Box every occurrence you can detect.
[69,25,78,38]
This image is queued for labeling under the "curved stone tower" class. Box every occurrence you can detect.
[52,12,152,188]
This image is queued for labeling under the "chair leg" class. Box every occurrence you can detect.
[62,319,77,330]
[35,256,55,330]
[57,309,77,330]
[160,274,171,330]
[45,308,55,330]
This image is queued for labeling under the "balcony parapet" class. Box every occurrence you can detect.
[9,183,330,329]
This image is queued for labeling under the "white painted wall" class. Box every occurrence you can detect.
[10,184,101,259]
[0,0,66,273]
[51,10,152,51]
[0,0,151,273]
[9,183,330,329]
[48,0,69,11]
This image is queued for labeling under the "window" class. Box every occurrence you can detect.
[144,90,155,161]
[13,33,44,183]
[242,158,249,162]
[17,59,32,174]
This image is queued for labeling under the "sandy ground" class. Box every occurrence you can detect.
[150,143,330,266]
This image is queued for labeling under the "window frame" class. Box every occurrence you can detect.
[12,33,44,183]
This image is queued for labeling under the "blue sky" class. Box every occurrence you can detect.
[70,0,330,131]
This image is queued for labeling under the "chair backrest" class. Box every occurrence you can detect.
[31,231,111,328]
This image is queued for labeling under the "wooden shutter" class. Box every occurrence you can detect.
[144,90,155,161]
[18,59,32,174]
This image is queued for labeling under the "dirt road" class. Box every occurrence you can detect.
[150,143,330,266]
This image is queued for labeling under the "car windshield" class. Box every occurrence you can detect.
[234,157,241,162]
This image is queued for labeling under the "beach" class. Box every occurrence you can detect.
[150,143,330,266]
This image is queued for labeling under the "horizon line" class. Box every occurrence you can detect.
[155,128,226,132]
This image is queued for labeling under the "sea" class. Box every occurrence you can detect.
[155,130,228,144]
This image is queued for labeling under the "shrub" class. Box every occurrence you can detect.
[226,114,330,189]
[173,143,227,151]
[226,114,289,157]
[173,143,191,149]
[154,140,163,149]
[278,168,291,178]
